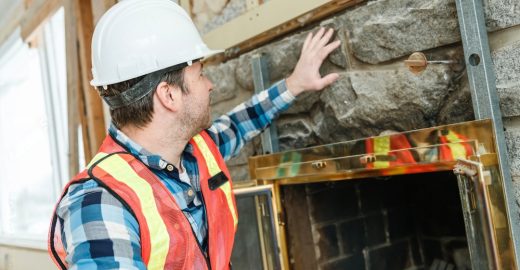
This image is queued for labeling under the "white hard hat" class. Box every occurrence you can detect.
[90,0,222,87]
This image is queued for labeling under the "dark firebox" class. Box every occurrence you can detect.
[284,171,472,270]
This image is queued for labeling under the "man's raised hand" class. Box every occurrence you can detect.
[286,28,341,96]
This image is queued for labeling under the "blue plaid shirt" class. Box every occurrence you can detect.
[56,80,295,269]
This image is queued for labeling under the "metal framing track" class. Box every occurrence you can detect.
[252,54,280,154]
[455,0,520,263]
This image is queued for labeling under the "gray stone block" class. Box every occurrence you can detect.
[320,19,350,69]
[321,66,456,135]
[492,40,520,88]
[484,0,520,31]
[320,73,356,120]
[498,85,520,117]
[342,0,460,64]
[228,164,250,182]
[504,124,520,177]
[201,0,247,34]
[206,59,239,105]
[512,176,520,215]
[492,40,520,117]
[284,91,321,115]
[264,35,304,83]
[234,33,303,92]
[234,26,349,92]
[437,78,475,124]
[310,105,362,143]
[226,140,257,166]
[235,54,254,91]
[276,116,317,151]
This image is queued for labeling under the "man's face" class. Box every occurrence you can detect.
[180,62,213,133]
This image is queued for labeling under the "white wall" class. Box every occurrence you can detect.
[0,245,54,270]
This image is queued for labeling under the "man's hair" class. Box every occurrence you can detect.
[98,69,187,128]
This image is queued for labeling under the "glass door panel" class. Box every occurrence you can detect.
[455,158,516,269]
[232,184,281,270]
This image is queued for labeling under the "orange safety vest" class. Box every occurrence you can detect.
[48,131,238,270]
[437,129,474,161]
[364,133,417,169]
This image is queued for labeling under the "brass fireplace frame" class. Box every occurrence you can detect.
[243,119,516,269]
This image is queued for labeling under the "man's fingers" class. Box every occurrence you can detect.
[316,28,335,49]
[318,73,340,89]
[320,40,341,59]
[309,28,325,50]
[302,32,313,52]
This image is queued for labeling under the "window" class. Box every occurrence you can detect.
[0,8,67,247]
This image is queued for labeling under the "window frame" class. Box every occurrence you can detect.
[0,8,68,249]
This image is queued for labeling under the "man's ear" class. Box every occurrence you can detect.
[155,81,181,112]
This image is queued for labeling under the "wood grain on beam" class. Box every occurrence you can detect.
[64,0,80,177]
[75,0,106,160]
[20,0,61,42]
[179,0,190,15]
[91,0,117,24]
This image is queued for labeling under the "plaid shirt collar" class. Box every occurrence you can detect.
[108,123,193,171]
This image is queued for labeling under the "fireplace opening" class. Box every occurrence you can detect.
[284,171,472,270]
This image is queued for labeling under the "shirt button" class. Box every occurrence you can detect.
[166,164,174,171]
[187,189,194,197]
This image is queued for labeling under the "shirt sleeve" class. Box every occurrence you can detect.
[56,180,145,270]
[207,79,296,160]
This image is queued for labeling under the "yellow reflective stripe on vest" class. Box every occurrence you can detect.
[219,182,237,228]
[373,136,390,169]
[192,134,238,228]
[445,131,467,159]
[87,152,109,168]
[193,135,221,176]
[97,155,169,270]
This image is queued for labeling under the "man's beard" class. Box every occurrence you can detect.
[181,106,211,138]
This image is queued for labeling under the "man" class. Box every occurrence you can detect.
[48,0,340,269]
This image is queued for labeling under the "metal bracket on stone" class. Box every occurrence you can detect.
[455,0,520,264]
[405,52,458,75]
[251,54,280,154]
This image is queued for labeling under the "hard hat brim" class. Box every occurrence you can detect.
[90,48,224,87]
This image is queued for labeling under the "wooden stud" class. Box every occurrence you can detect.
[91,0,117,24]
[180,0,191,15]
[74,0,106,161]
[77,57,92,163]
[20,0,61,42]
[64,0,80,177]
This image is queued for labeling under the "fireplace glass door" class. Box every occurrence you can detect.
[455,158,516,270]
[231,184,281,270]
[246,120,518,269]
